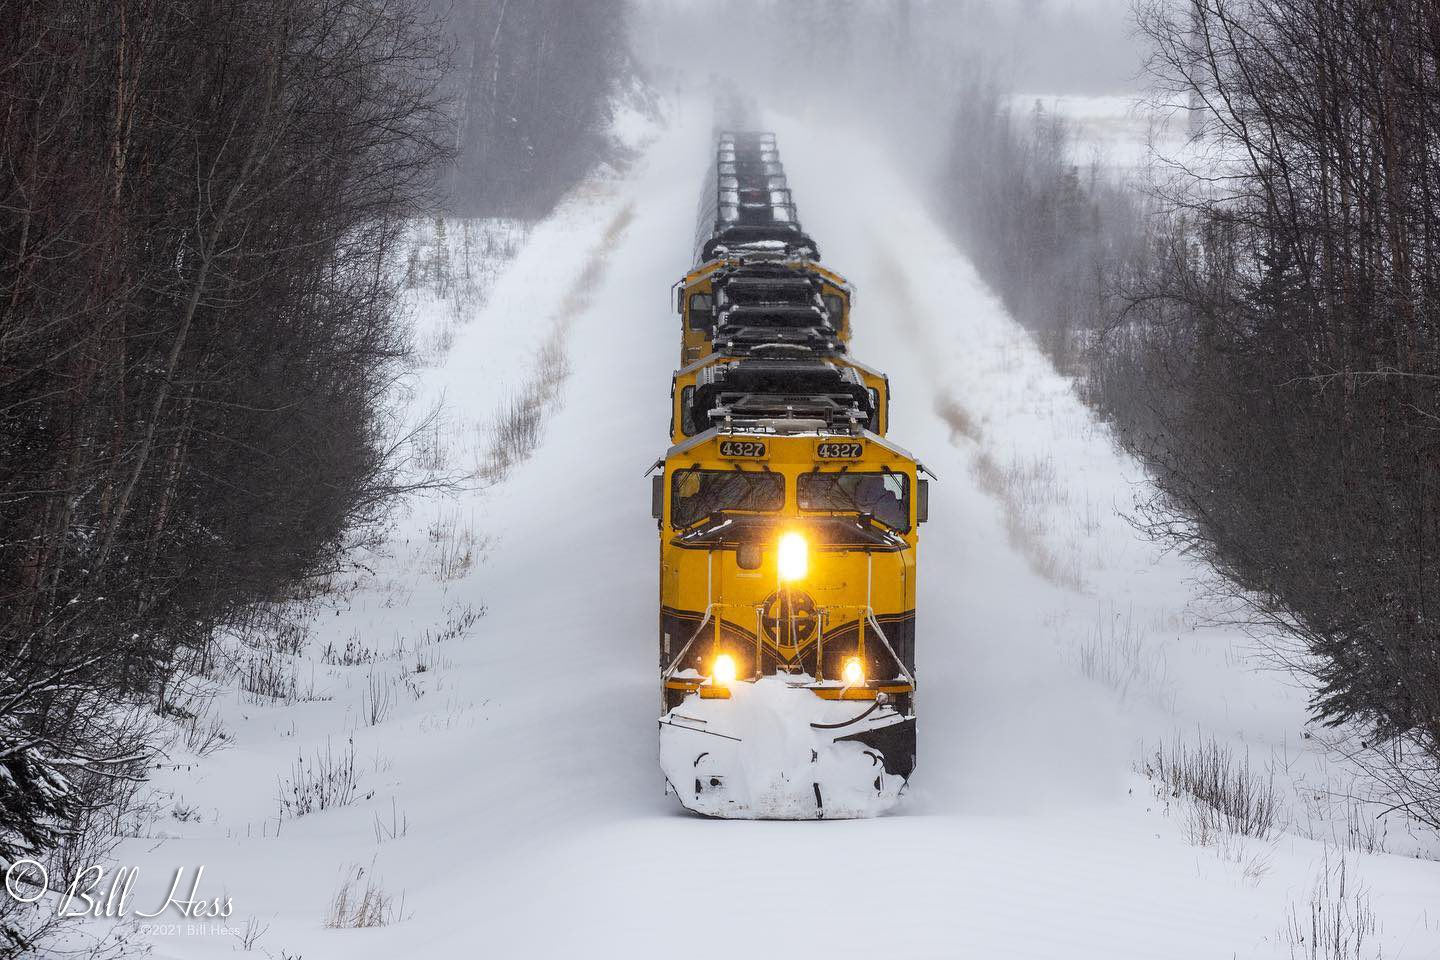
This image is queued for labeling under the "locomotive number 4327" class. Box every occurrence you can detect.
[719,439,767,459]
[816,440,864,459]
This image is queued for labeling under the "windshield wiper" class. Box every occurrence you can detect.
[678,509,732,534]
[814,510,902,536]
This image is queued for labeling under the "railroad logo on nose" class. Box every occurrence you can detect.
[760,589,818,646]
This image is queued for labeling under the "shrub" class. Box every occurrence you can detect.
[278,738,371,819]
[1146,733,1280,841]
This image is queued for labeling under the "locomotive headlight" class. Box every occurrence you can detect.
[842,656,865,687]
[711,653,737,685]
[777,531,808,582]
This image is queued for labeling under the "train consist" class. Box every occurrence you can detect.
[652,130,929,818]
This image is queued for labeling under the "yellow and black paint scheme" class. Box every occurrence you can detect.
[675,258,853,365]
[652,427,926,722]
[656,128,925,818]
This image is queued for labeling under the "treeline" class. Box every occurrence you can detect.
[438,0,631,217]
[946,86,1147,369]
[945,0,1440,830]
[0,0,448,948]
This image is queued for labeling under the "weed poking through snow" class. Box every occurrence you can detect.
[325,862,406,928]
[278,737,372,819]
[1283,854,1379,960]
[1146,733,1281,841]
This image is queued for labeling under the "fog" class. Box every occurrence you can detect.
[629,0,1147,187]
[630,0,1146,103]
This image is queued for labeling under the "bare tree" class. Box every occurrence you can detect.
[1086,0,1440,830]
[0,0,450,949]
[438,0,630,216]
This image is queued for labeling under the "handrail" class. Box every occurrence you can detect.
[662,598,767,680]
[661,604,713,680]
[865,610,916,686]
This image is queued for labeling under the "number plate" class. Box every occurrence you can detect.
[816,440,864,459]
[719,439,767,459]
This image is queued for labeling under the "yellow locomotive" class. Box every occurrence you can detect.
[676,258,853,365]
[651,422,927,818]
[652,128,928,819]
[677,129,853,365]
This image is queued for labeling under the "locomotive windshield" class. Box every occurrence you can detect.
[798,471,910,532]
[671,469,783,528]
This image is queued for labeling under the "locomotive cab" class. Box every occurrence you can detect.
[654,425,928,818]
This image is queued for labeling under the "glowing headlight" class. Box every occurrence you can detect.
[842,656,865,687]
[712,653,737,685]
[777,531,808,582]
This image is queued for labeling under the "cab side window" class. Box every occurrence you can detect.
[688,293,713,332]
[680,386,697,436]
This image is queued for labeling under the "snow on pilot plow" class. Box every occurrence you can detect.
[651,129,929,819]
[660,676,915,819]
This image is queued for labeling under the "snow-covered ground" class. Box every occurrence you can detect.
[102,102,1440,959]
